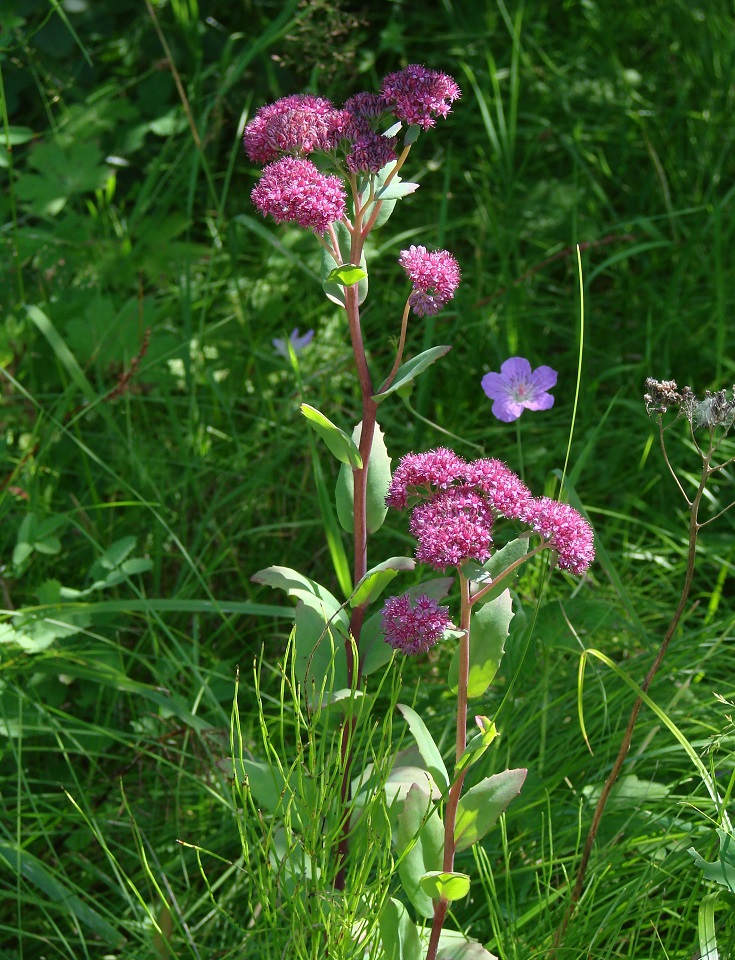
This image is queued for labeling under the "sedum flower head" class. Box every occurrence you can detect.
[243,94,347,163]
[381,593,452,655]
[481,357,558,422]
[399,245,461,316]
[410,489,494,569]
[380,64,461,130]
[525,497,595,573]
[386,447,468,510]
[251,157,346,233]
[385,446,594,574]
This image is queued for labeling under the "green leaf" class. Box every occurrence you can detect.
[335,420,391,534]
[396,784,445,917]
[379,897,422,960]
[397,703,450,790]
[324,264,368,285]
[454,768,527,852]
[449,590,513,698]
[431,931,498,960]
[688,830,735,892]
[251,565,343,609]
[404,124,421,146]
[0,843,123,946]
[321,221,368,306]
[374,346,452,403]
[294,598,349,701]
[463,538,529,604]
[455,717,497,777]
[419,871,470,902]
[300,404,363,468]
[350,557,415,608]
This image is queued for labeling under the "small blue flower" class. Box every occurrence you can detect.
[273,327,314,359]
[481,357,557,422]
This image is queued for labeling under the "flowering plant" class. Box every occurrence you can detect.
[237,66,594,960]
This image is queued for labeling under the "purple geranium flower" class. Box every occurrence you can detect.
[481,357,557,423]
[273,328,314,358]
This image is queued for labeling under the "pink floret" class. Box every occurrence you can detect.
[464,458,533,520]
[381,593,452,656]
[380,64,461,130]
[386,448,468,509]
[251,157,346,233]
[410,490,494,569]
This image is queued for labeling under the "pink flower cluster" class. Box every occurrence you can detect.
[251,157,346,233]
[244,66,461,190]
[381,593,452,655]
[380,64,461,130]
[399,245,461,316]
[386,448,594,574]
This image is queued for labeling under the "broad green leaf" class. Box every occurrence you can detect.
[463,538,529,604]
[301,404,363,468]
[0,843,123,946]
[374,346,452,403]
[385,765,441,808]
[689,829,735,893]
[397,703,449,790]
[350,556,415,608]
[321,221,368,306]
[251,565,342,608]
[454,768,527,852]
[419,871,470,902]
[324,264,367,285]
[396,783,445,917]
[404,124,421,146]
[430,931,498,960]
[375,178,420,201]
[359,578,454,676]
[449,590,513,698]
[455,717,497,777]
[294,597,349,701]
[379,897,422,960]
[335,420,391,534]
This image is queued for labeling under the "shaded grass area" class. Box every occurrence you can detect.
[1,0,735,957]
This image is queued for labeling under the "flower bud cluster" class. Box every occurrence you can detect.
[244,66,461,232]
[386,448,594,574]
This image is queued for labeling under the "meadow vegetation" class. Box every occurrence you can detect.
[1,0,734,957]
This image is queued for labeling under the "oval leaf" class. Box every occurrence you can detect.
[301,404,363,468]
[463,538,529,604]
[374,346,452,403]
[350,556,416,608]
[454,768,527,853]
[455,717,497,777]
[419,871,470,902]
[397,703,449,790]
[449,589,513,698]
[321,221,368,306]
[324,264,367,285]
[335,420,391,533]
[379,898,422,960]
[396,784,445,917]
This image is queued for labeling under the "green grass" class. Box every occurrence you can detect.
[2,0,735,957]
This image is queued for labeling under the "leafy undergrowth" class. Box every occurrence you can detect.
[1,0,734,957]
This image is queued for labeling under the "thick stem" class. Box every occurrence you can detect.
[554,440,712,948]
[426,572,471,960]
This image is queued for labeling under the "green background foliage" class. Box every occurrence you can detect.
[1,0,734,957]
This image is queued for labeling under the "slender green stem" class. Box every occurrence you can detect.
[426,572,471,960]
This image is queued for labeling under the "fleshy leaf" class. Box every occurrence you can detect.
[688,830,735,892]
[350,557,416,609]
[374,346,452,403]
[449,590,513,698]
[454,768,527,852]
[396,784,445,917]
[324,263,368,286]
[321,221,368,306]
[250,565,342,608]
[397,704,450,790]
[294,596,349,702]
[463,538,529,605]
[379,897,423,960]
[419,871,470,902]
[335,421,391,534]
[430,931,498,960]
[455,717,497,777]
[300,404,363,468]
